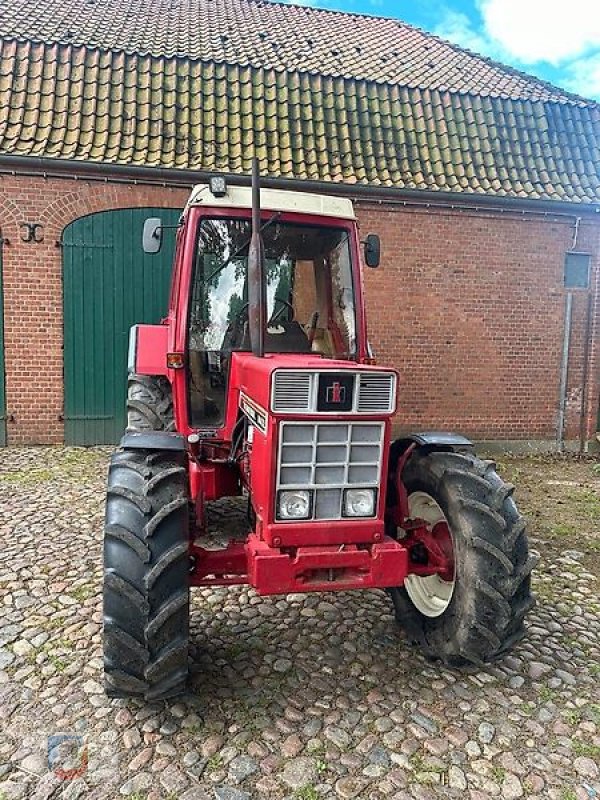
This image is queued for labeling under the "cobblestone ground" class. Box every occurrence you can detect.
[0,447,599,800]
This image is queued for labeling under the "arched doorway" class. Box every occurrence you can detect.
[62,207,181,445]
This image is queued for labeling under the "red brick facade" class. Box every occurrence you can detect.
[358,201,600,444]
[0,172,598,446]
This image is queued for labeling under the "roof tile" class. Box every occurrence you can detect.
[0,36,599,202]
[0,0,594,103]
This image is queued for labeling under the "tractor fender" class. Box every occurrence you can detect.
[128,324,169,377]
[392,431,473,453]
[120,431,186,452]
[389,431,474,471]
[386,432,473,528]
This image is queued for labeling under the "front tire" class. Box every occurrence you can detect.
[103,447,190,700]
[389,449,536,666]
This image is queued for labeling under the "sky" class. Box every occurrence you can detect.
[282,0,600,101]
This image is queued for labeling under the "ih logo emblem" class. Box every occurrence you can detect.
[326,381,346,404]
[317,373,354,412]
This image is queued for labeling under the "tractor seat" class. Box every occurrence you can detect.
[264,321,313,353]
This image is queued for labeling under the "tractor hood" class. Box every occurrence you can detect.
[230,352,398,423]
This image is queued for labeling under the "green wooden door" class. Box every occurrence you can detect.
[62,208,181,445]
[0,235,6,446]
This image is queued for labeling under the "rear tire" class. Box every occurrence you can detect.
[103,447,190,700]
[389,449,536,666]
[127,374,175,432]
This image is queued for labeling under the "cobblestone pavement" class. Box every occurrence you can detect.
[0,447,599,800]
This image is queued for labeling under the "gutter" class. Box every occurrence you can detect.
[1,154,599,218]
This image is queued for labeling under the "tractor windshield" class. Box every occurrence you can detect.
[188,217,357,427]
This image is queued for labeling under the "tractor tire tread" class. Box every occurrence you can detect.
[144,497,189,537]
[105,524,150,563]
[145,640,188,682]
[105,668,148,696]
[145,542,189,589]
[106,485,152,514]
[104,570,148,613]
[104,448,190,701]
[146,466,187,494]
[127,374,175,432]
[104,621,149,666]
[146,590,189,638]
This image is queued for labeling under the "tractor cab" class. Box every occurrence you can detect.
[187,189,359,428]
[183,186,365,429]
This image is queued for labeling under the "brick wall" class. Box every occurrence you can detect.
[357,201,600,442]
[0,172,598,445]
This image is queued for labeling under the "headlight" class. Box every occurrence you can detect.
[277,490,312,520]
[344,488,376,517]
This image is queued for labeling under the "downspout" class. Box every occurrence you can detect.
[557,293,573,452]
[557,216,583,452]
[0,229,5,445]
[579,291,593,453]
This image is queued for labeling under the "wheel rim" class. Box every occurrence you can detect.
[404,491,456,618]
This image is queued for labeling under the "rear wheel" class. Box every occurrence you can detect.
[127,374,174,432]
[389,449,536,666]
[103,447,190,700]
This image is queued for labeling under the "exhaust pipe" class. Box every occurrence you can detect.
[247,157,265,357]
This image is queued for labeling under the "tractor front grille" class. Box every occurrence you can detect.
[276,421,384,520]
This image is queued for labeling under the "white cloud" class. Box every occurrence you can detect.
[562,52,600,97]
[480,0,600,65]
[434,1,600,101]
[433,9,496,56]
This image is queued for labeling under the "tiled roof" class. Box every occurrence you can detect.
[0,0,588,102]
[1,38,598,203]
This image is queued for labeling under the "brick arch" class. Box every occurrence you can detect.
[0,195,24,240]
[43,183,189,243]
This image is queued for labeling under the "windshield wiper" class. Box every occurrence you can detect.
[203,212,281,285]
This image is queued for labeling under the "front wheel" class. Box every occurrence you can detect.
[389,450,537,666]
[103,447,190,700]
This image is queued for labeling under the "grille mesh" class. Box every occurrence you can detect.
[357,373,395,413]
[277,421,383,520]
[272,371,312,412]
[272,370,395,414]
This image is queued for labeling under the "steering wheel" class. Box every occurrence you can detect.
[224,302,249,341]
[269,298,295,324]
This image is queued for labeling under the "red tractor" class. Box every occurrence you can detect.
[103,162,535,700]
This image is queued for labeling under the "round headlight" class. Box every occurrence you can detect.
[278,490,311,520]
[344,488,376,517]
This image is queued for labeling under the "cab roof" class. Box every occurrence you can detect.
[187,184,356,220]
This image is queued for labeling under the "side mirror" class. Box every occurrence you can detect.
[142,217,163,254]
[364,234,380,268]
